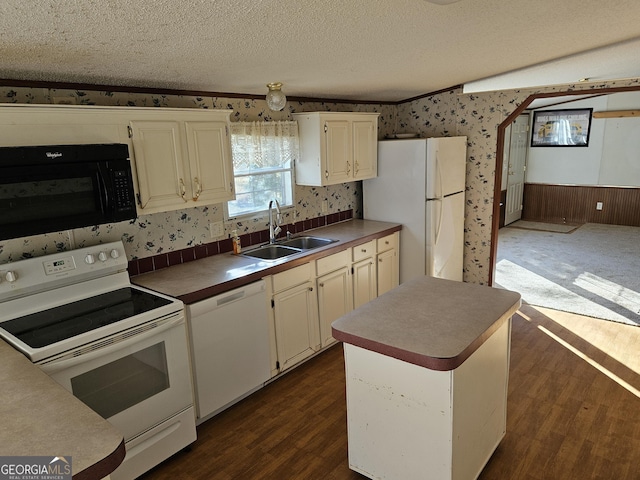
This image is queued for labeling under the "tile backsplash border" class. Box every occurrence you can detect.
[128,210,353,276]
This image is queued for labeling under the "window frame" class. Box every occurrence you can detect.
[224,122,297,222]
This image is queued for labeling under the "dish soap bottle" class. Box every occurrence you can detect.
[232,230,242,254]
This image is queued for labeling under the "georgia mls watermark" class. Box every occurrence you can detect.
[0,456,71,480]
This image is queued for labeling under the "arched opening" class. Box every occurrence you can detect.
[489,84,640,285]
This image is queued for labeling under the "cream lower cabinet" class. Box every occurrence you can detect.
[128,110,234,214]
[270,264,320,372]
[352,239,377,309]
[268,232,400,373]
[316,249,353,348]
[376,232,400,296]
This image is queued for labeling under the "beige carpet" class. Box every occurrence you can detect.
[495,223,640,326]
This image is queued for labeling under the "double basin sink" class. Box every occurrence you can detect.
[242,236,337,261]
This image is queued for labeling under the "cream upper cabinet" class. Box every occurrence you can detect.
[0,104,130,147]
[128,109,234,214]
[293,112,379,186]
[129,120,188,211]
[184,121,234,205]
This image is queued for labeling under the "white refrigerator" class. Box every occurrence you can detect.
[363,136,467,283]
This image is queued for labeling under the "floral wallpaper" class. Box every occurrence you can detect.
[0,87,395,264]
[1,78,639,285]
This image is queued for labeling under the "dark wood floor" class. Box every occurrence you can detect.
[140,304,640,479]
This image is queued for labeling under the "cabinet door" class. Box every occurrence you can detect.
[129,121,190,211]
[184,121,235,204]
[352,118,377,180]
[273,282,319,371]
[353,258,377,309]
[317,266,353,348]
[324,119,352,184]
[377,248,399,296]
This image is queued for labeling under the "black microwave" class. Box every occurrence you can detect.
[0,143,137,241]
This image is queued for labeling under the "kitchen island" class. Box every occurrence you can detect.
[332,276,521,480]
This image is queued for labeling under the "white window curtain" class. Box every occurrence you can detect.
[227,121,298,218]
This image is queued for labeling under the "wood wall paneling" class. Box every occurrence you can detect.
[521,183,640,226]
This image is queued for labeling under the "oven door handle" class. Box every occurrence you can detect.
[39,314,184,373]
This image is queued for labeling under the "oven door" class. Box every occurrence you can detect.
[39,312,193,442]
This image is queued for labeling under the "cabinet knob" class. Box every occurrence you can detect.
[324,170,329,179]
[355,161,359,175]
[319,283,324,288]
[361,248,367,253]
[346,161,351,175]
[309,287,314,292]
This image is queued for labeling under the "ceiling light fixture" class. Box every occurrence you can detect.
[266,82,287,111]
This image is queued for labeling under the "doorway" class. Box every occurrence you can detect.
[490,85,640,287]
[502,114,530,226]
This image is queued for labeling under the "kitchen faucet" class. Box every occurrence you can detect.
[268,199,282,243]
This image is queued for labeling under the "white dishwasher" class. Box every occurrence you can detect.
[186,279,271,424]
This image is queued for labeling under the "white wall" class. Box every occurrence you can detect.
[598,92,640,186]
[525,92,640,186]
[525,96,607,185]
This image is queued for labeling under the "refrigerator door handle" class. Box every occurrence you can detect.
[434,197,443,247]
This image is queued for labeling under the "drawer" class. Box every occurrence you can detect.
[316,249,351,276]
[377,233,397,253]
[352,240,376,262]
[271,263,313,292]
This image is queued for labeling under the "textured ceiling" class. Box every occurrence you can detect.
[1,0,640,102]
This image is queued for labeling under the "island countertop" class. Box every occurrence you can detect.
[0,340,125,480]
[332,276,521,371]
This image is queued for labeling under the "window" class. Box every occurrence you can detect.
[227,121,298,218]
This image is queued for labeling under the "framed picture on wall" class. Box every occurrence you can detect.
[531,108,593,147]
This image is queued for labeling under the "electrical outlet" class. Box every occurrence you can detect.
[321,200,328,214]
[209,222,224,238]
[596,202,603,211]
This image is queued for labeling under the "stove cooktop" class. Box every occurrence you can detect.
[1,287,172,348]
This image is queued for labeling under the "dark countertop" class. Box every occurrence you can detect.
[332,276,521,371]
[0,340,125,480]
[132,219,401,304]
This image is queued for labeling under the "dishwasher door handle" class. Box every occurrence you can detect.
[217,290,246,306]
[188,280,266,317]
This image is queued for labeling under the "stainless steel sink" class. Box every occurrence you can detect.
[242,244,302,260]
[277,236,337,250]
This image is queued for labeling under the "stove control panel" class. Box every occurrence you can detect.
[0,241,128,302]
